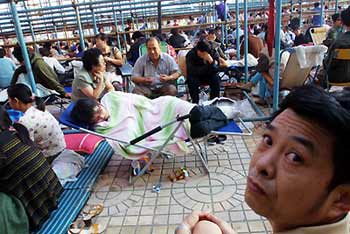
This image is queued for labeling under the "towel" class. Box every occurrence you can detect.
[294,45,328,69]
[96,91,196,159]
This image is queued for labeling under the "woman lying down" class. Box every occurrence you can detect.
[71,91,238,159]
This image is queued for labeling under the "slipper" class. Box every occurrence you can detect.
[68,220,85,234]
[88,223,106,234]
[83,204,104,219]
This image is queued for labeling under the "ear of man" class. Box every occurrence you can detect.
[326,184,350,221]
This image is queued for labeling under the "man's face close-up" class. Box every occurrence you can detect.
[147,39,161,61]
[245,108,335,231]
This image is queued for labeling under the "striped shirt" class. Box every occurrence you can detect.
[0,130,63,230]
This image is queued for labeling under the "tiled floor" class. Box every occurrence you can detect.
[84,132,272,234]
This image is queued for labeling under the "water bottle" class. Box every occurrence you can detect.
[177,76,186,95]
[131,160,141,176]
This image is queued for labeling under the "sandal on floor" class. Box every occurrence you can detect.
[83,204,104,219]
[68,219,85,234]
[87,223,106,234]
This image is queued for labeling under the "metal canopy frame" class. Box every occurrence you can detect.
[1,0,333,38]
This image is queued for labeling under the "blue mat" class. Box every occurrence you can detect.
[34,189,89,234]
[217,120,243,133]
[34,140,114,234]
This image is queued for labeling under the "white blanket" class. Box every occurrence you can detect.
[294,45,328,69]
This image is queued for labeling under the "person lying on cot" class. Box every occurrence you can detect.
[0,107,63,232]
[175,85,350,234]
[70,91,238,159]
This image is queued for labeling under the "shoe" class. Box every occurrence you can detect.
[207,136,218,145]
[216,135,227,144]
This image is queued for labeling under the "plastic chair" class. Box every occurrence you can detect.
[139,41,169,57]
[325,48,350,87]
[309,26,327,45]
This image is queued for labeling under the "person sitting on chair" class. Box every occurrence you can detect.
[131,37,181,98]
[176,85,350,234]
[71,48,114,101]
[186,39,228,104]
[11,45,70,98]
[324,6,350,84]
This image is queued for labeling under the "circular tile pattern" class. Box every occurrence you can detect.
[171,167,246,212]
[90,174,148,216]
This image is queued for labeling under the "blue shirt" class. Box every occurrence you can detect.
[312,6,322,26]
[0,58,16,88]
[131,53,179,86]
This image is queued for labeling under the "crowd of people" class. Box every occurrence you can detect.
[0,2,350,233]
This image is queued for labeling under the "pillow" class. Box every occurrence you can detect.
[64,133,104,154]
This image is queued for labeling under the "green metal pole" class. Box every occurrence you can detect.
[72,0,85,51]
[320,0,324,25]
[112,7,122,51]
[90,6,98,35]
[157,0,162,34]
[9,0,37,95]
[244,0,248,82]
[22,2,36,45]
[335,0,339,13]
[235,0,240,59]
[299,0,302,28]
[120,10,127,52]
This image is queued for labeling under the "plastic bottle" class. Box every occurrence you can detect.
[131,160,141,176]
[177,76,186,95]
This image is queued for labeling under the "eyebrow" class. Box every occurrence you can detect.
[290,136,315,154]
[265,122,276,131]
[265,123,315,154]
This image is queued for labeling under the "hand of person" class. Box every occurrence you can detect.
[143,77,154,85]
[204,212,237,234]
[201,52,214,64]
[178,211,236,234]
[93,71,105,84]
[219,57,229,68]
[104,56,112,63]
[159,74,172,82]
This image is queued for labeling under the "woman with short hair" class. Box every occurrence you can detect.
[71,48,114,101]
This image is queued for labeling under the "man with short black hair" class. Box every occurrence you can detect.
[131,37,180,98]
[186,39,227,103]
[324,6,350,83]
[176,85,350,234]
[324,13,343,46]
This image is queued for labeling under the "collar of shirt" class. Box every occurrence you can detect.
[276,214,350,234]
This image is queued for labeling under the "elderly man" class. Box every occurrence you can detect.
[176,85,350,234]
[131,37,180,98]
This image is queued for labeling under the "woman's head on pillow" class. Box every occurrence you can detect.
[71,99,110,125]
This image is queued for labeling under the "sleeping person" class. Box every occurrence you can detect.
[70,91,235,159]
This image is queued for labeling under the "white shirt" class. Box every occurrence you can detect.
[278,214,349,234]
[42,56,66,74]
[19,106,66,157]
